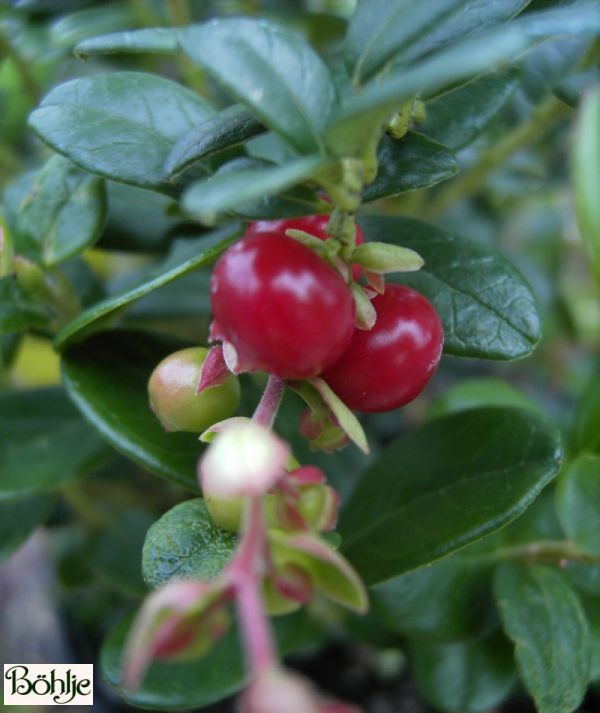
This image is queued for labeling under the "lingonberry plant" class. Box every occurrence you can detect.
[1,1,600,712]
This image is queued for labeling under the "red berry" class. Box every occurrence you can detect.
[321,284,443,413]
[210,233,355,379]
[245,215,364,280]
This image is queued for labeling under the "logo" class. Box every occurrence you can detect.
[4,664,93,706]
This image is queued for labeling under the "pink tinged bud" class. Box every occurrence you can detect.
[199,416,253,443]
[299,408,324,440]
[288,465,326,485]
[364,270,385,295]
[273,564,314,605]
[199,420,290,498]
[197,345,231,393]
[122,580,229,691]
[242,668,321,713]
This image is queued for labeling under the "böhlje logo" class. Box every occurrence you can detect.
[4,663,93,705]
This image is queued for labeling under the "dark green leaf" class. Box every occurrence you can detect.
[100,610,320,710]
[93,507,155,596]
[573,85,600,282]
[3,155,106,265]
[371,548,496,642]
[556,454,600,555]
[0,276,49,334]
[495,563,590,713]
[410,631,516,713]
[340,407,562,585]
[61,330,203,491]
[580,594,600,682]
[0,493,55,562]
[422,70,519,150]
[555,67,600,107]
[357,216,542,360]
[344,0,461,85]
[427,377,539,420]
[327,3,600,156]
[181,156,332,221]
[55,224,240,350]
[29,72,214,190]
[0,387,109,497]
[363,133,458,202]
[142,499,236,589]
[179,19,336,154]
[75,28,179,59]
[572,368,600,454]
[166,105,266,176]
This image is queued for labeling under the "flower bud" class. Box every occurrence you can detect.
[148,347,240,433]
[241,668,320,713]
[200,420,289,498]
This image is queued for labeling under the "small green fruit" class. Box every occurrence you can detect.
[204,492,280,533]
[148,347,240,433]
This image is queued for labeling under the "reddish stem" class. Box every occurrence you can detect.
[253,375,285,428]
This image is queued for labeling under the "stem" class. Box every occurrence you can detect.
[229,496,276,674]
[253,376,285,429]
[427,94,568,220]
[466,540,600,566]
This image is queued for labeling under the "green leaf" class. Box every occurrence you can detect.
[555,67,600,108]
[55,224,240,350]
[410,631,516,713]
[182,156,332,222]
[100,610,319,710]
[580,593,600,682]
[363,133,458,202]
[142,499,236,589]
[371,548,495,642]
[494,563,590,713]
[0,387,109,497]
[165,105,265,176]
[422,69,519,150]
[3,155,106,265]
[0,276,49,334]
[49,4,136,49]
[556,454,600,556]
[93,507,155,596]
[61,330,203,491]
[179,19,336,154]
[75,28,179,59]
[344,0,462,85]
[340,407,562,585]
[327,3,600,156]
[427,377,539,420]
[358,216,542,360]
[573,368,600,454]
[0,493,55,562]
[573,84,600,282]
[29,72,214,190]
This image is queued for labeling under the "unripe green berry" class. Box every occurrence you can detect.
[148,347,240,433]
[204,492,280,533]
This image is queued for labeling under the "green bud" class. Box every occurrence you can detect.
[352,242,424,274]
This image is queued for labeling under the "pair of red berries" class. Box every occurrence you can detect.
[210,215,443,413]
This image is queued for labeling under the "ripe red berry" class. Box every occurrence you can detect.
[321,284,443,413]
[210,233,355,379]
[245,215,364,280]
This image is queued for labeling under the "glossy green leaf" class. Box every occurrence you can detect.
[142,499,236,589]
[3,155,106,265]
[179,19,336,154]
[75,28,179,59]
[49,4,135,49]
[344,0,461,85]
[0,387,109,497]
[327,3,600,156]
[165,105,265,176]
[61,330,203,491]
[427,377,538,420]
[0,493,55,562]
[495,563,590,713]
[573,84,600,282]
[371,548,496,642]
[181,156,332,222]
[358,216,542,360]
[29,72,214,190]
[580,593,600,682]
[556,454,600,556]
[0,276,49,334]
[572,368,600,454]
[422,69,519,150]
[363,133,458,202]
[100,610,321,710]
[55,224,240,350]
[410,631,516,713]
[340,407,562,585]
